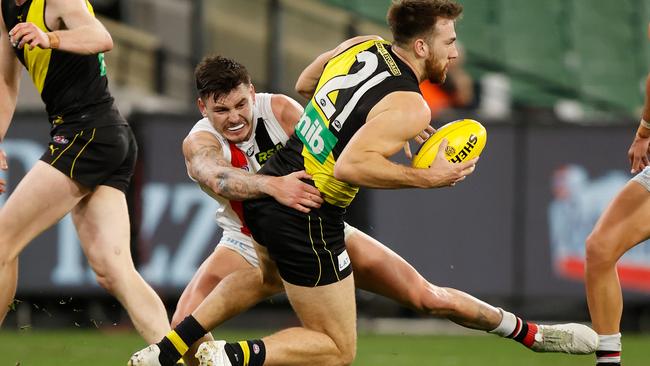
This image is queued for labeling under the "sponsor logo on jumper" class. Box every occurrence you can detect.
[256,143,283,165]
[295,103,337,164]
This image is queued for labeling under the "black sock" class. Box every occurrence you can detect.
[223,339,266,366]
[157,315,208,366]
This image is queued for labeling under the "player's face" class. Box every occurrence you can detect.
[200,83,255,143]
[425,18,458,84]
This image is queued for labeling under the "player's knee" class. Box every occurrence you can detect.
[585,231,618,268]
[94,269,123,294]
[0,237,21,264]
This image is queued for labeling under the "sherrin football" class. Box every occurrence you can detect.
[411,119,487,168]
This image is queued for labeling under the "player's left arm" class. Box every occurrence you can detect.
[9,0,112,54]
[295,35,384,99]
[270,94,304,136]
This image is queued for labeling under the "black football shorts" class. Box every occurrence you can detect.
[40,124,137,193]
[243,197,353,287]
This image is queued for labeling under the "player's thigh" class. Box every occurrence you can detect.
[284,275,357,353]
[590,180,650,256]
[252,240,284,291]
[346,228,424,305]
[174,246,254,325]
[0,161,87,256]
[71,185,133,273]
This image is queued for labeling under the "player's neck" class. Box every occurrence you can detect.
[391,45,424,83]
[15,0,28,6]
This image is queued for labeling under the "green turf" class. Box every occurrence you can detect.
[1,329,647,365]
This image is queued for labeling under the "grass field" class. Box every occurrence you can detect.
[2,329,648,365]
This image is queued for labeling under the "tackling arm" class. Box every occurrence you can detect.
[183,131,277,201]
[183,131,323,212]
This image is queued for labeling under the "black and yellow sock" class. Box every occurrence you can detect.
[223,339,266,366]
[157,315,207,366]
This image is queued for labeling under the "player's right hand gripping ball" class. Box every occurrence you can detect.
[412,119,487,168]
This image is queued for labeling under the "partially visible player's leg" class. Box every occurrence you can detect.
[0,161,88,324]
[131,242,283,366]
[197,241,357,366]
[73,185,169,343]
[172,246,255,366]
[346,227,501,329]
[346,226,598,354]
[258,276,357,366]
[585,179,650,365]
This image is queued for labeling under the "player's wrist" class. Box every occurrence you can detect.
[636,118,650,139]
[259,175,277,197]
[46,31,60,49]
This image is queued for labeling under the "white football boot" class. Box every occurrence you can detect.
[530,323,599,354]
[196,340,233,366]
[127,344,163,366]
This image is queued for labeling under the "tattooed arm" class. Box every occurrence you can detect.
[183,131,323,212]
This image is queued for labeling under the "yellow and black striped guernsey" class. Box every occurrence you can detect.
[1,0,114,130]
[260,40,420,208]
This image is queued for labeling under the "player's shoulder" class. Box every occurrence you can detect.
[268,93,303,130]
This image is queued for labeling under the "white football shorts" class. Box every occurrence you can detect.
[631,166,650,192]
[218,222,359,268]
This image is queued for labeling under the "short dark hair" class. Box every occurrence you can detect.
[387,0,463,45]
[194,55,251,101]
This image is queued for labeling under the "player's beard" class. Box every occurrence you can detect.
[426,56,447,84]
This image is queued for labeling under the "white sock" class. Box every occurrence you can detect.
[489,308,518,337]
[596,333,621,364]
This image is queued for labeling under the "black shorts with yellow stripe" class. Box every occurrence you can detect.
[40,123,137,193]
[243,196,352,287]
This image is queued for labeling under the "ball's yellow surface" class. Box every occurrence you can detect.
[412,119,487,168]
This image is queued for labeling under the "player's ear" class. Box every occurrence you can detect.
[414,38,428,58]
[197,97,207,117]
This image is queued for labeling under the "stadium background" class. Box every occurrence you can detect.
[3,0,650,364]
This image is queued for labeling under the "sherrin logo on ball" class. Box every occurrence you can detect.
[411,119,487,168]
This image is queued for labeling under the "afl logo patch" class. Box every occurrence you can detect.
[53,135,69,144]
[445,145,456,157]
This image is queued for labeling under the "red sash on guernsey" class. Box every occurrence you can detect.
[228,142,252,236]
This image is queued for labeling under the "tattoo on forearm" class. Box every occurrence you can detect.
[190,141,267,200]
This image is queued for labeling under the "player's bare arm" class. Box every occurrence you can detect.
[628,73,650,173]
[0,9,22,194]
[9,0,112,54]
[183,131,322,212]
[295,35,384,99]
[334,91,477,189]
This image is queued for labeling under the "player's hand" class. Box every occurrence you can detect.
[0,148,8,195]
[628,134,650,174]
[9,22,50,50]
[404,125,436,160]
[268,170,323,213]
[422,138,478,188]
